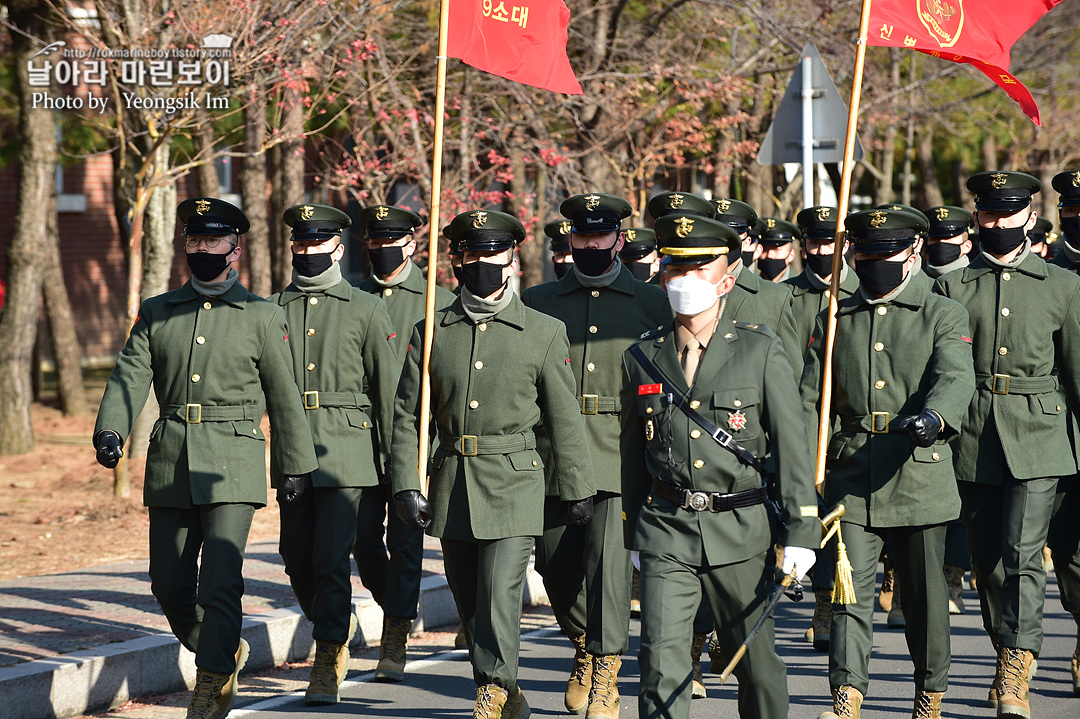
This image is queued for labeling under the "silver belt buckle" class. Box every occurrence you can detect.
[685,491,710,512]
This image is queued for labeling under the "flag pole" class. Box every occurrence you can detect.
[418,0,451,494]
[815,0,873,490]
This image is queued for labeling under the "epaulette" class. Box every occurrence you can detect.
[734,321,762,331]
[639,325,665,340]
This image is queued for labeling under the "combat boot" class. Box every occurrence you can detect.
[564,634,593,714]
[690,633,707,699]
[504,685,532,719]
[1071,620,1080,696]
[994,647,1035,718]
[912,690,944,718]
[879,563,896,612]
[375,615,410,682]
[586,655,621,718]
[943,564,965,615]
[186,638,249,719]
[887,582,906,629]
[707,632,724,674]
[473,683,508,719]
[804,589,832,651]
[305,615,357,705]
[818,685,863,719]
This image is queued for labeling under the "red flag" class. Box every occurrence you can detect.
[447,0,583,95]
[866,0,1063,125]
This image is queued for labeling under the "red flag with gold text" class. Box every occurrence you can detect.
[867,0,1063,125]
[447,0,583,95]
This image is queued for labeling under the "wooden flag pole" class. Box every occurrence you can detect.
[418,0,452,495]
[815,0,873,490]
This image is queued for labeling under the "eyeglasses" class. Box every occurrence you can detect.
[184,236,234,249]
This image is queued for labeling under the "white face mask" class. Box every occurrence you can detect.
[666,273,723,316]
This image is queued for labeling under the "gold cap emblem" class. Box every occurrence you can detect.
[716,199,731,213]
[991,172,1008,189]
[675,217,694,238]
[1072,170,1080,188]
[935,207,950,221]
[584,194,601,211]
[375,206,389,221]
[558,221,571,235]
[626,229,637,241]
[869,211,887,229]
[669,194,684,209]
[299,205,315,221]
[766,218,776,229]
[195,199,211,216]
[816,207,831,222]
[471,211,488,228]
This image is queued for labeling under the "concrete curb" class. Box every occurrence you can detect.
[0,565,549,719]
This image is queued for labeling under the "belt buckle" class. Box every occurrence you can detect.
[870,411,890,434]
[992,374,1011,395]
[185,403,202,424]
[303,391,320,410]
[460,435,478,457]
[581,394,599,415]
[685,491,710,512]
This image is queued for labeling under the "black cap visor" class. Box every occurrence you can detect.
[184,218,238,237]
[974,192,1033,213]
[460,229,518,252]
[570,212,622,234]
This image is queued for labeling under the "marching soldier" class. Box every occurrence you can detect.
[934,171,1080,718]
[621,212,820,719]
[756,218,800,283]
[391,209,595,719]
[619,227,661,283]
[269,204,399,704]
[93,198,318,719]
[544,219,575,279]
[803,208,975,719]
[923,206,974,279]
[354,204,456,682]
[523,193,672,717]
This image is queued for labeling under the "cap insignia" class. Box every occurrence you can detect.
[675,217,694,238]
[299,205,315,221]
[195,199,211,215]
[869,210,887,229]
[935,207,949,221]
[816,207,831,221]
[375,206,389,221]
[626,229,637,240]
[766,218,776,229]
[669,193,684,209]
[1072,170,1080,188]
[991,172,1008,189]
[716,198,731,213]
[584,194,601,211]
[471,210,488,228]
[559,221,571,235]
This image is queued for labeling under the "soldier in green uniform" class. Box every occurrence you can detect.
[756,218,800,283]
[353,203,457,682]
[391,209,595,719]
[934,171,1080,718]
[93,198,318,719]
[268,204,399,704]
[802,208,976,719]
[544,219,575,279]
[621,212,820,719]
[448,226,465,293]
[1027,217,1054,259]
[523,194,672,717]
[619,227,660,283]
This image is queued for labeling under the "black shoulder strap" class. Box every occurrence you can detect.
[629,343,766,477]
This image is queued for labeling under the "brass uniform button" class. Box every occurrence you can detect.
[693,460,705,469]
[384,288,393,297]
[469,400,479,409]
[307,328,316,336]
[733,400,742,407]
[998,347,1008,356]
[309,297,319,305]
[307,363,316,371]
[589,326,598,334]
[689,400,701,409]
[252,429,258,436]
[876,306,887,316]
[932,452,940,461]
[1002,272,1011,281]
[587,363,595,371]
[478,323,487,332]
[690,429,701,439]
[824,289,831,298]
[591,290,600,298]
[203,301,212,310]
[191,374,201,382]
[474,361,484,370]
[645,407,653,415]
[196,336,205,345]
[1001,308,1010,317]
[874,342,884,351]
[874,380,886,389]
[532,460,538,467]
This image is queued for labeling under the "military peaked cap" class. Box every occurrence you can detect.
[924,205,974,239]
[711,198,758,234]
[282,204,350,242]
[1052,170,1080,208]
[449,209,525,252]
[655,214,741,266]
[358,204,423,240]
[178,197,249,236]
[647,192,715,221]
[967,171,1041,213]
[759,218,801,245]
[560,193,632,234]
[619,228,657,261]
[845,208,927,254]
[1028,217,1054,244]
[543,219,574,253]
[796,206,840,241]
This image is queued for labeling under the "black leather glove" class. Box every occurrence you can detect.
[378,459,392,486]
[565,496,594,527]
[896,409,944,448]
[94,430,124,469]
[395,489,432,530]
[277,473,311,503]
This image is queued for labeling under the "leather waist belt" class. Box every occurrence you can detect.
[975,374,1058,396]
[164,404,260,424]
[579,395,621,415]
[442,431,536,457]
[299,391,370,410]
[651,477,768,513]
[839,413,915,434]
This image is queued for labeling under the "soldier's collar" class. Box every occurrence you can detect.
[170,279,247,308]
[440,293,527,330]
[961,251,1047,282]
[277,278,353,303]
[555,262,637,296]
[843,272,927,314]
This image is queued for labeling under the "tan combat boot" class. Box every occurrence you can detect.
[690,633,707,699]
[912,689,944,718]
[994,647,1035,719]
[804,589,832,652]
[879,563,896,612]
[473,683,508,719]
[818,685,864,719]
[943,564,966,615]
[586,655,622,718]
[564,634,593,714]
[305,615,357,705]
[187,638,249,719]
[887,582,906,629]
[375,615,410,682]
[503,685,531,719]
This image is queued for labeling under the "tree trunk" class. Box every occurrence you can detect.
[271,92,305,292]
[241,86,271,297]
[915,127,944,209]
[0,0,57,455]
[42,190,88,418]
[194,107,219,197]
[874,50,901,206]
[511,150,545,290]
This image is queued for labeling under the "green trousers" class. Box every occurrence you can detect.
[959,475,1058,654]
[279,486,361,644]
[1048,474,1080,623]
[639,550,788,719]
[944,517,971,570]
[830,521,950,695]
[534,491,631,656]
[148,503,254,674]
[353,484,424,618]
[442,536,534,690]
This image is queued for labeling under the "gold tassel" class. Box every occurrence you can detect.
[831,522,857,605]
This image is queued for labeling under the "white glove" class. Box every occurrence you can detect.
[782,546,817,580]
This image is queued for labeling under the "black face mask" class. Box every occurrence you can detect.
[1061,216,1080,246]
[805,252,836,278]
[187,251,232,282]
[368,245,407,276]
[757,257,787,281]
[452,264,464,285]
[626,261,653,281]
[292,250,335,277]
[925,241,964,267]
[979,218,1029,256]
[571,246,616,276]
[461,259,510,297]
[741,251,756,268]
[553,262,573,279]
[855,257,907,297]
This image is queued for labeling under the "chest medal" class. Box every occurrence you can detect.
[728,410,747,432]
